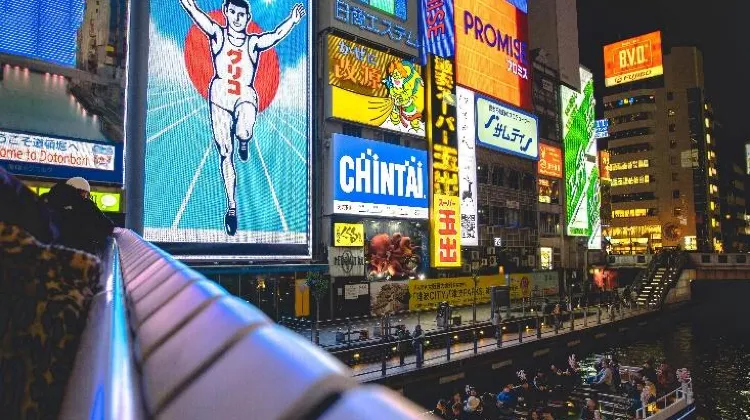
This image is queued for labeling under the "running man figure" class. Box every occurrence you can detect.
[179,0,305,235]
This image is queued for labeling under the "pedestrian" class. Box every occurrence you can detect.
[580,398,602,420]
[396,326,409,366]
[553,303,561,330]
[492,308,502,342]
[43,177,114,255]
[412,324,424,368]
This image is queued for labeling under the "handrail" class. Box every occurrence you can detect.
[636,378,693,419]
[58,239,145,420]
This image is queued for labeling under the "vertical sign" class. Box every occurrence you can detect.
[457,86,478,246]
[420,0,455,61]
[427,55,461,267]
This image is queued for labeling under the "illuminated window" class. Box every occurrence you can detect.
[710,201,716,211]
[710,184,718,194]
[611,208,657,218]
[538,179,560,204]
[607,160,650,172]
[706,133,711,144]
[609,225,662,239]
[672,172,678,181]
[668,109,675,117]
[673,207,682,216]
[711,218,718,228]
[611,175,652,187]
[705,117,710,128]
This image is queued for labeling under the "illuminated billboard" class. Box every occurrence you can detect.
[454,0,531,109]
[604,31,663,87]
[561,67,601,249]
[356,0,408,20]
[0,0,128,177]
[420,0,455,59]
[538,144,562,178]
[475,95,538,160]
[595,119,609,139]
[457,86,478,246]
[426,55,461,267]
[326,0,419,54]
[0,131,123,183]
[332,134,428,219]
[328,35,425,136]
[334,223,365,247]
[143,0,312,259]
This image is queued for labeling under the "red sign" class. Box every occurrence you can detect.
[538,144,562,178]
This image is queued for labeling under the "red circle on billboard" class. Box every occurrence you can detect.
[184,10,280,112]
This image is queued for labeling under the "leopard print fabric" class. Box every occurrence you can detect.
[0,222,101,420]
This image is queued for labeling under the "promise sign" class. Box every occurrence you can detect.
[604,31,663,87]
[426,55,461,267]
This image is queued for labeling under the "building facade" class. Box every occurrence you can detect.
[602,47,721,254]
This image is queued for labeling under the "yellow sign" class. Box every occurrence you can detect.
[508,273,532,299]
[508,272,560,299]
[431,194,461,267]
[408,275,503,311]
[333,223,365,247]
[328,34,425,136]
[35,186,122,212]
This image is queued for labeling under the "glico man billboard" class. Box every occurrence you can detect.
[561,67,601,249]
[604,31,663,87]
[328,35,425,137]
[332,134,429,220]
[454,0,531,110]
[143,0,312,260]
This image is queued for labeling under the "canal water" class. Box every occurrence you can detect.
[414,281,749,419]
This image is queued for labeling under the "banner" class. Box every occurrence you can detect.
[332,134,429,219]
[456,87,478,246]
[143,0,312,259]
[538,144,562,178]
[408,275,504,311]
[328,247,366,278]
[426,54,461,267]
[604,31,663,87]
[420,0,455,61]
[508,271,559,299]
[328,35,425,136]
[334,223,365,247]
[370,279,410,316]
[475,95,538,160]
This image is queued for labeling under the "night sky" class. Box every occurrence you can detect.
[577,0,749,146]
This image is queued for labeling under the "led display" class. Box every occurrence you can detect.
[475,94,538,160]
[603,31,663,87]
[356,0,407,20]
[561,67,600,249]
[328,35,425,136]
[143,0,312,259]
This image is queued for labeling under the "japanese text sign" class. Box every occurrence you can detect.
[456,86,478,246]
[331,0,418,55]
[475,95,539,160]
[334,223,365,247]
[538,144,562,178]
[328,35,426,136]
[408,274,502,310]
[431,194,461,267]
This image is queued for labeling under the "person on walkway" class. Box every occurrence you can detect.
[396,326,410,366]
[412,324,424,368]
[496,384,517,411]
[492,308,502,345]
[592,359,614,391]
[580,398,602,420]
[43,177,114,255]
[552,303,562,330]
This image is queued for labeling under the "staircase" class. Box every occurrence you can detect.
[633,249,688,308]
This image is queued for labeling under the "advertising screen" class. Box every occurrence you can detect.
[356,0,407,20]
[332,134,428,219]
[454,0,531,110]
[604,31,663,87]
[457,86,478,246]
[426,55,461,267]
[420,0,455,60]
[0,0,128,181]
[143,0,312,259]
[366,220,427,281]
[561,67,600,249]
[538,144,562,178]
[328,35,425,136]
[595,119,610,139]
[475,95,539,160]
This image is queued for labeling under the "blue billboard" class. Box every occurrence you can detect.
[419,0,455,62]
[333,134,428,220]
[143,0,312,259]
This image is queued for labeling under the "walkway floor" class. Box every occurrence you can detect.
[336,305,648,382]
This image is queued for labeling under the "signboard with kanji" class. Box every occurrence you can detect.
[426,55,462,268]
[475,94,539,160]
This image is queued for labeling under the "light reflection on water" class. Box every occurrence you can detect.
[584,288,750,419]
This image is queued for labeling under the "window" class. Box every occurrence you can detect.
[477,165,489,184]
[670,156,678,165]
[479,206,489,225]
[612,208,658,218]
[538,179,560,204]
[508,171,520,189]
[522,173,534,191]
[492,167,504,186]
[668,109,676,117]
[609,143,652,156]
[608,127,653,140]
[706,133,711,144]
[382,132,400,145]
[603,95,656,110]
[667,92,674,101]
[672,172,679,181]
[490,206,505,226]
[669,138,677,149]
[673,207,682,216]
[669,124,676,132]
[673,190,680,199]
[611,175,652,187]
[539,213,561,236]
[705,118,710,128]
[342,124,362,137]
[608,112,651,126]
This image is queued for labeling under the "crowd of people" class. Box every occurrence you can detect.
[429,355,682,420]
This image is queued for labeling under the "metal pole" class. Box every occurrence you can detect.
[473,274,478,324]
[518,321,523,343]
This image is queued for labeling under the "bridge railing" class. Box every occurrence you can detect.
[61,229,427,419]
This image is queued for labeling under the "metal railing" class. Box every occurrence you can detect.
[58,239,145,420]
[636,378,694,419]
[329,302,655,380]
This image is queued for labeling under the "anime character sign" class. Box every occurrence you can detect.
[143,0,311,258]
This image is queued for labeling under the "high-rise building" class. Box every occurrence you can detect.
[715,126,750,252]
[77,0,111,73]
[602,46,721,254]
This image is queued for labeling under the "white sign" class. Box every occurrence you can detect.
[457,87,479,246]
[540,247,553,270]
[328,247,366,278]
[493,237,502,247]
[0,130,116,171]
[475,96,539,160]
[344,283,369,300]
